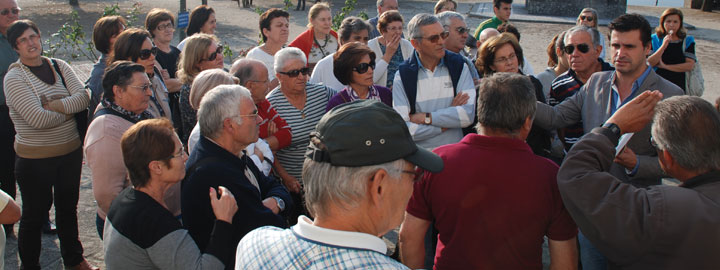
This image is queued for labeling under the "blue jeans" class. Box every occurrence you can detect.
[579,231,608,270]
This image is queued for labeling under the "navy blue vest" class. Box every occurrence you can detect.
[398,50,465,114]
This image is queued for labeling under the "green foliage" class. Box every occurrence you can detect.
[101,2,142,27]
[332,0,362,30]
[283,0,293,11]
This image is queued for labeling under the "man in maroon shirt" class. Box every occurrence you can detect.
[399,72,578,270]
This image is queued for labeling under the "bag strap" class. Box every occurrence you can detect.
[50,59,67,89]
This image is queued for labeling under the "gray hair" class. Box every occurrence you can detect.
[231,58,265,86]
[376,0,384,8]
[338,16,371,43]
[302,159,405,218]
[565,25,601,48]
[476,72,536,134]
[274,47,307,74]
[437,11,465,29]
[188,69,237,109]
[197,85,253,140]
[652,96,720,173]
[408,13,439,40]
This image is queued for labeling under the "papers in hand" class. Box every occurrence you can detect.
[615,133,634,156]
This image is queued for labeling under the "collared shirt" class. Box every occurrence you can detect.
[610,65,651,115]
[0,33,19,105]
[473,16,504,40]
[235,216,409,269]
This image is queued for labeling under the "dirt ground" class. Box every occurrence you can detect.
[7,0,720,269]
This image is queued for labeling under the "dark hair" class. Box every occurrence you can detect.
[546,32,560,67]
[121,118,176,188]
[493,0,512,9]
[102,61,146,102]
[476,33,524,76]
[110,28,152,63]
[186,5,215,36]
[377,10,404,33]
[497,23,520,42]
[476,72,536,134]
[93,16,126,54]
[609,13,652,47]
[333,42,376,85]
[434,0,457,14]
[656,8,687,40]
[338,17,371,43]
[7,20,40,50]
[145,8,175,38]
[259,8,289,43]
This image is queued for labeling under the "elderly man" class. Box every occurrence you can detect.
[368,0,399,39]
[393,13,475,150]
[235,99,443,269]
[549,25,613,151]
[310,16,371,91]
[473,0,512,40]
[437,11,479,84]
[533,14,683,269]
[400,73,578,270]
[0,0,19,236]
[559,93,720,268]
[181,85,292,269]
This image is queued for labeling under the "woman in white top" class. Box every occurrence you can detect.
[177,5,216,51]
[246,8,289,91]
[367,10,414,89]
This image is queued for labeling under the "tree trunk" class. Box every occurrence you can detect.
[69,0,78,5]
[701,0,713,11]
[691,0,703,8]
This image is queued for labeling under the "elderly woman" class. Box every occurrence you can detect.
[177,33,224,145]
[434,0,457,13]
[288,3,338,71]
[368,10,414,88]
[246,8,289,91]
[110,28,171,121]
[476,33,550,157]
[3,20,95,270]
[177,5,216,50]
[327,43,391,111]
[309,16,371,92]
[576,8,606,59]
[648,8,696,92]
[103,118,238,269]
[86,15,125,114]
[267,47,335,222]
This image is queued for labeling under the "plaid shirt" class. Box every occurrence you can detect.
[235,216,409,269]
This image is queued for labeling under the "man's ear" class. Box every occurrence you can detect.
[368,169,390,208]
[410,38,420,50]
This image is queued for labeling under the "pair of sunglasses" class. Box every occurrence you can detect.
[580,15,594,22]
[353,62,375,74]
[418,31,450,43]
[203,45,224,62]
[0,7,19,16]
[564,43,591,54]
[279,67,311,77]
[139,47,158,60]
[455,27,469,35]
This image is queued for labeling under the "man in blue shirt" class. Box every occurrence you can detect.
[368,0,399,39]
[0,0,19,237]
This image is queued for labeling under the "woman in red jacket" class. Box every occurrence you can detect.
[288,3,338,72]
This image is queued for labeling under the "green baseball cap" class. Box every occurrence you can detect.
[305,100,443,173]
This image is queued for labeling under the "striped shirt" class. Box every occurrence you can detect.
[266,83,334,180]
[3,58,89,158]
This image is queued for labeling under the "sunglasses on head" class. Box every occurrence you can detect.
[139,47,158,60]
[203,45,224,62]
[352,62,375,74]
[563,43,591,54]
[279,67,311,78]
[418,31,450,43]
[580,15,594,22]
[0,7,20,16]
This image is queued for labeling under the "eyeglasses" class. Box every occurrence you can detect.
[455,27,469,35]
[231,111,259,119]
[352,62,375,74]
[127,83,151,92]
[278,67,311,78]
[139,47,158,60]
[386,26,403,32]
[0,7,20,16]
[416,31,450,43]
[157,22,174,31]
[580,15,594,22]
[166,146,187,160]
[202,45,224,62]
[16,33,40,46]
[563,43,591,54]
[494,53,517,65]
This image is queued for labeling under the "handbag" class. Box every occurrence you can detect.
[682,37,704,97]
[51,59,90,142]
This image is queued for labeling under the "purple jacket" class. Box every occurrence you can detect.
[326,85,392,111]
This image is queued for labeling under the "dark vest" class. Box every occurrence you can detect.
[398,50,464,114]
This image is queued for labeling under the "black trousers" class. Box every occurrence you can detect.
[16,148,84,269]
[0,105,16,233]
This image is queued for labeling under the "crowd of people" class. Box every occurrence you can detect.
[0,0,717,269]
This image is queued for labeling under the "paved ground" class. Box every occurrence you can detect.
[7,0,720,269]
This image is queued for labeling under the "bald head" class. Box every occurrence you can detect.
[231,59,269,103]
[478,28,500,44]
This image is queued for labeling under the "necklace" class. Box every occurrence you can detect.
[313,34,330,58]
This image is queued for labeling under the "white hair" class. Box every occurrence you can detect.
[437,11,465,29]
[197,85,253,140]
[274,47,307,74]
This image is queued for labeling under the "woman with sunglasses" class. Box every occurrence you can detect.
[368,10,414,89]
[434,0,457,14]
[267,47,335,224]
[648,8,696,92]
[4,20,96,270]
[177,5,216,51]
[288,3,338,73]
[576,8,606,59]
[327,43,391,111]
[476,33,551,157]
[177,33,224,145]
[110,28,171,122]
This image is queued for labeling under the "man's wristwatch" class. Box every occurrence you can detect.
[424,113,431,125]
[272,196,285,212]
[602,122,622,138]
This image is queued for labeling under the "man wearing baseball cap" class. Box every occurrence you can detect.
[234,99,443,269]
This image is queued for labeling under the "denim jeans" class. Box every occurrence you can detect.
[579,231,608,270]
